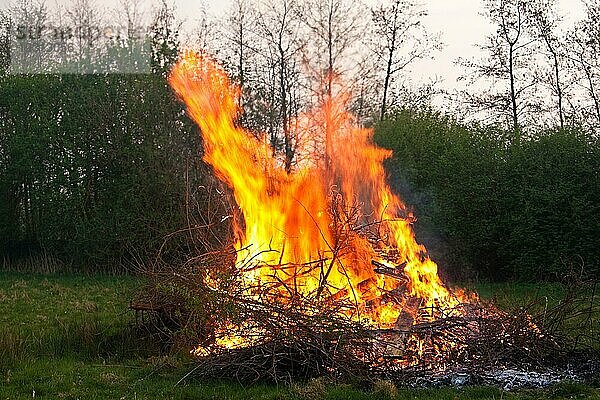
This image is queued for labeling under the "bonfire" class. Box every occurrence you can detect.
[132,51,595,384]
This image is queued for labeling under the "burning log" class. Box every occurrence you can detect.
[371,259,407,280]
[395,297,422,331]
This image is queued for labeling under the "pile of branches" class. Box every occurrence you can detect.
[187,301,378,383]
[377,302,560,380]
[132,189,599,384]
[132,255,599,384]
[133,256,378,382]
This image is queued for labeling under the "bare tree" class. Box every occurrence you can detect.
[220,0,263,130]
[118,0,147,40]
[298,0,366,96]
[150,0,180,75]
[63,0,104,65]
[529,0,569,129]
[8,0,49,72]
[297,0,367,167]
[567,0,600,129]
[9,0,48,27]
[459,0,538,139]
[371,0,441,121]
[350,56,380,122]
[256,0,304,171]
[226,0,257,93]
[187,3,217,54]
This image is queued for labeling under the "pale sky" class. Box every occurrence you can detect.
[413,0,584,89]
[173,0,585,93]
[1,0,587,93]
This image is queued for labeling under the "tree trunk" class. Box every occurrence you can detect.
[279,44,292,172]
[508,44,520,142]
[547,39,564,129]
[380,32,397,122]
[584,65,600,125]
[324,0,334,169]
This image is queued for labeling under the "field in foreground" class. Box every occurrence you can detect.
[0,272,598,400]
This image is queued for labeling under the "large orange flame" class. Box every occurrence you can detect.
[169,51,470,331]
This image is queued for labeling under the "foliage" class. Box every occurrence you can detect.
[0,72,213,272]
[375,109,599,281]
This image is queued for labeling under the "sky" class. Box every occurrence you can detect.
[411,0,584,90]
[173,0,585,93]
[1,0,587,93]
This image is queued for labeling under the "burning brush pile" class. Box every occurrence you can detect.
[132,52,597,385]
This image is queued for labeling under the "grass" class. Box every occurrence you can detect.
[0,272,598,399]
[474,281,600,350]
[0,273,148,364]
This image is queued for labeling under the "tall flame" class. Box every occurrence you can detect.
[169,52,469,329]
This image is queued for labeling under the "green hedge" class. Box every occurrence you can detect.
[375,110,599,281]
[2,78,597,280]
[0,73,213,272]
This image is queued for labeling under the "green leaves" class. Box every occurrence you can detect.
[0,73,204,271]
[375,110,599,281]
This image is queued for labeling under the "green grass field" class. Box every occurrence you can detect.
[0,272,598,399]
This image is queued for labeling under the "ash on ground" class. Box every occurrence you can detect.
[404,356,600,390]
